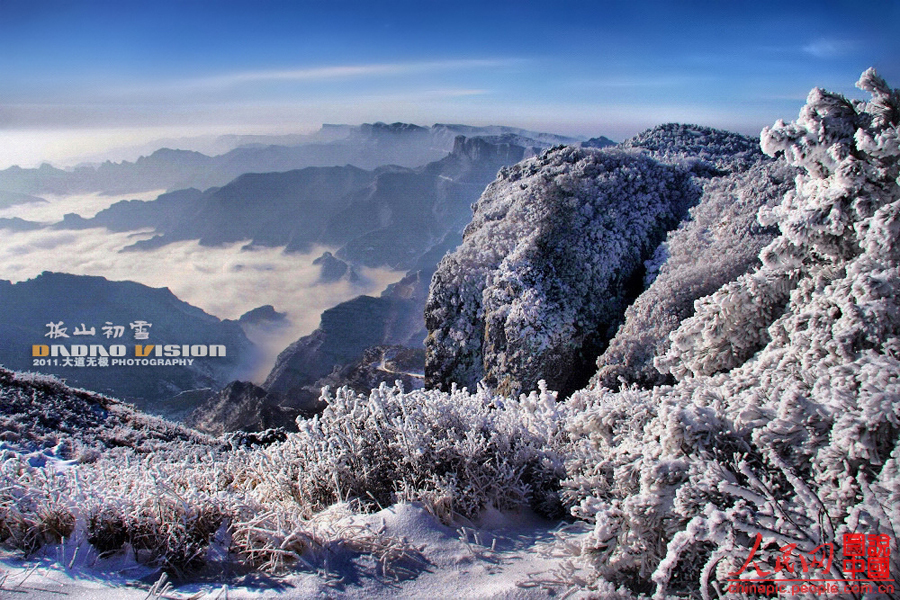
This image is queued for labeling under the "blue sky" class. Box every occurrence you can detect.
[0,0,897,167]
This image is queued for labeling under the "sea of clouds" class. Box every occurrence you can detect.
[0,192,405,381]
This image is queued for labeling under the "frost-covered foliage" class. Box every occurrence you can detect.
[658,67,900,379]
[244,382,567,522]
[0,367,567,579]
[594,159,797,388]
[425,146,699,397]
[560,69,900,598]
[620,123,765,174]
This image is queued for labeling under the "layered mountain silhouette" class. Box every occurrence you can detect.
[0,189,46,209]
[0,123,581,196]
[56,135,537,270]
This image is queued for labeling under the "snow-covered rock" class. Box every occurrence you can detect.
[425,145,699,397]
[593,158,797,389]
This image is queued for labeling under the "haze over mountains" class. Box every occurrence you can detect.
[0,123,587,197]
[55,136,536,269]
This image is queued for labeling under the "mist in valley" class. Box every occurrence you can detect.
[0,193,405,380]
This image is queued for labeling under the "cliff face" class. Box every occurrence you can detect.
[424,145,700,398]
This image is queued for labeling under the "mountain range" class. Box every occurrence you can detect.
[53,135,558,270]
[0,123,587,196]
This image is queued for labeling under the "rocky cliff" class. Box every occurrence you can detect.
[425,144,700,397]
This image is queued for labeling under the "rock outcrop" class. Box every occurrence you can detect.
[263,272,429,409]
[425,145,700,397]
[185,380,304,435]
[312,252,358,283]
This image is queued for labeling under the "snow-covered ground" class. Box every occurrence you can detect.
[0,503,592,599]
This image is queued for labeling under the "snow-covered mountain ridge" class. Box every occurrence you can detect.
[424,144,702,398]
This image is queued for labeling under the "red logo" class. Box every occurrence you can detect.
[725,532,895,596]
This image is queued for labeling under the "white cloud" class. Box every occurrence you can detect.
[802,38,859,58]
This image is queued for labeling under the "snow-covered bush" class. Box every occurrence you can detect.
[240,382,567,523]
[658,68,900,381]
[426,146,699,397]
[0,463,76,554]
[0,441,229,573]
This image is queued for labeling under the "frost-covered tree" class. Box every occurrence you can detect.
[425,146,699,397]
[562,68,900,598]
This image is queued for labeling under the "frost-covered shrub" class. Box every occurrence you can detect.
[0,364,571,579]
[560,69,900,598]
[0,427,235,574]
[760,69,900,262]
[243,382,568,522]
[426,146,699,397]
[654,267,800,379]
[594,159,796,388]
[0,466,76,554]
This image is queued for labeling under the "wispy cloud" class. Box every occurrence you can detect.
[581,74,714,88]
[138,59,519,95]
[802,38,859,59]
[209,59,510,85]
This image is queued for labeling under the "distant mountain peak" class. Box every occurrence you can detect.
[360,122,429,134]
